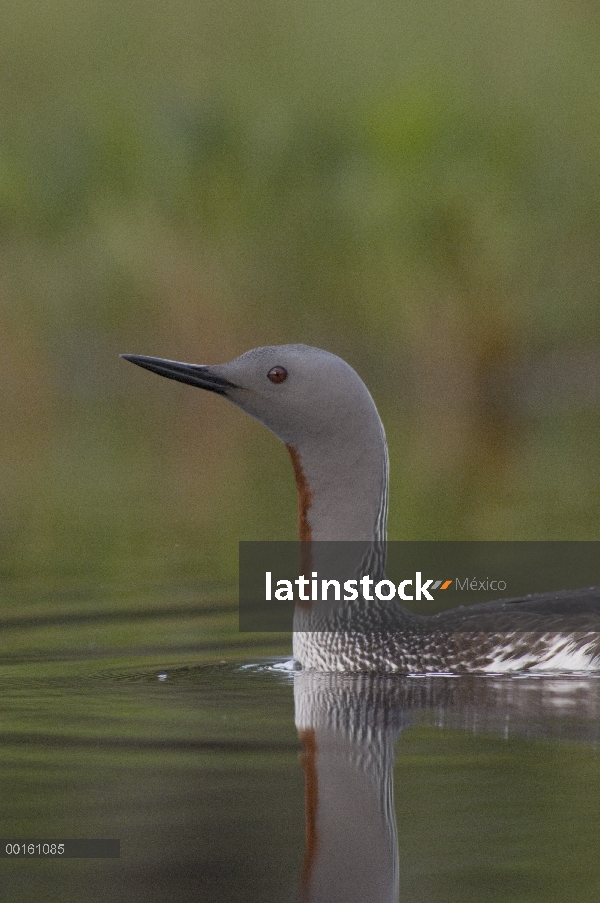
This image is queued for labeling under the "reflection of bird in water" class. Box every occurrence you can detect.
[123,344,600,672]
[293,672,600,903]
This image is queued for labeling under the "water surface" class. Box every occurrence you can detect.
[2,581,600,902]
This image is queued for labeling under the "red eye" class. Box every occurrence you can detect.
[267,366,288,384]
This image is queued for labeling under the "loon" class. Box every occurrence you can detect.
[122,344,600,673]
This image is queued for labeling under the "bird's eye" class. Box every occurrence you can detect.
[267,366,288,384]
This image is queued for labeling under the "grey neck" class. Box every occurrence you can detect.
[294,409,389,543]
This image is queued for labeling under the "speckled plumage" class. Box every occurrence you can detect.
[293,585,600,672]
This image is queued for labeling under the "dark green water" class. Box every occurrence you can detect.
[2,582,600,902]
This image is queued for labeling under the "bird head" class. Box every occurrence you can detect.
[121,344,379,449]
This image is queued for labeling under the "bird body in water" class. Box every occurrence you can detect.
[122,344,600,673]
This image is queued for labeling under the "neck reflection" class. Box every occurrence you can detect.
[293,673,600,903]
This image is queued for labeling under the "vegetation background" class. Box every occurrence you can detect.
[2,0,600,588]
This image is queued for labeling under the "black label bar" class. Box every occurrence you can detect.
[0,840,120,858]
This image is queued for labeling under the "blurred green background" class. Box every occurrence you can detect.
[2,0,600,589]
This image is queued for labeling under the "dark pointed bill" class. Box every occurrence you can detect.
[121,354,237,395]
